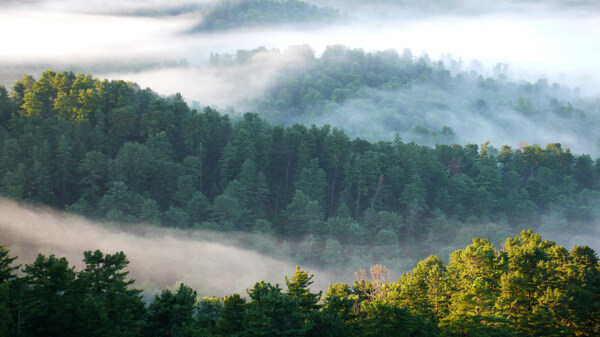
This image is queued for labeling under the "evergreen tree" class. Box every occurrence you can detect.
[243,281,305,336]
[286,266,321,315]
[143,283,198,337]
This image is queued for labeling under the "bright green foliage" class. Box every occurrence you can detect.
[390,255,449,321]
[286,266,321,315]
[1,232,599,336]
[442,238,507,334]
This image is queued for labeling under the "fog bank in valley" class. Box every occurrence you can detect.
[2,198,599,297]
[0,198,337,296]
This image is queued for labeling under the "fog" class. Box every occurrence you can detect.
[2,0,599,155]
[104,46,313,109]
[1,0,599,89]
[312,76,600,156]
[0,198,340,296]
[2,198,598,297]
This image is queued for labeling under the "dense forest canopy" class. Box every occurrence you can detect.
[1,230,599,336]
[1,71,600,272]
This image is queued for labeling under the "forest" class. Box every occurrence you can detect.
[209,45,600,152]
[1,0,600,335]
[1,71,600,271]
[1,229,599,336]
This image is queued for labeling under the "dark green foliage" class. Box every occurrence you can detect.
[20,254,79,337]
[244,281,305,336]
[0,245,18,283]
[79,250,146,337]
[360,300,436,337]
[217,294,246,336]
[4,249,145,337]
[0,245,18,336]
[144,284,198,337]
[2,71,600,271]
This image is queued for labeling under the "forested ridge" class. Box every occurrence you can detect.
[1,230,599,336]
[189,0,338,32]
[2,0,600,334]
[212,45,600,150]
[1,71,600,269]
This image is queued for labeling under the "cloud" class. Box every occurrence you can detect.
[105,45,314,110]
[0,198,336,296]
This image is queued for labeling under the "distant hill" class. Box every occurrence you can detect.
[189,0,338,32]
[212,45,600,155]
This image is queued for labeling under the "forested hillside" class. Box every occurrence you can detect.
[189,0,338,32]
[1,71,600,269]
[1,230,599,336]
[209,45,600,153]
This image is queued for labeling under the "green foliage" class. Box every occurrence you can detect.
[0,245,17,335]
[3,71,600,272]
[286,266,321,314]
[1,230,599,336]
[217,294,246,336]
[144,284,199,337]
[244,281,305,336]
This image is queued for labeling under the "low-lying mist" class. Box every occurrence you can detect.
[0,198,338,296]
[310,78,599,156]
[2,196,599,299]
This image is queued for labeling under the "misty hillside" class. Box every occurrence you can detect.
[1,1,600,336]
[189,0,338,32]
[208,45,600,154]
[2,71,600,271]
